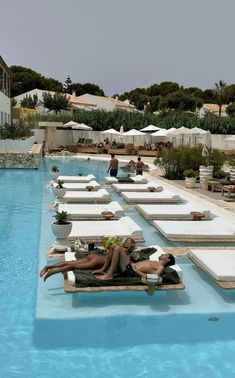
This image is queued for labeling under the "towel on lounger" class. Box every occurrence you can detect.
[117,177,134,183]
[73,267,180,287]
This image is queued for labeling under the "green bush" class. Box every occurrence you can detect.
[154,146,225,179]
[183,169,198,178]
[0,122,33,140]
[155,146,203,179]
[213,169,227,179]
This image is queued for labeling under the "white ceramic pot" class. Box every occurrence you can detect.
[199,165,213,188]
[230,167,235,180]
[185,177,196,189]
[51,171,59,180]
[53,187,66,198]
[51,222,72,239]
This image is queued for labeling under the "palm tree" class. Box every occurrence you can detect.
[214,80,228,117]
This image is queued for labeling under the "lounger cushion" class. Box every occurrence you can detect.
[57,174,95,182]
[65,245,183,284]
[121,190,181,203]
[189,249,235,281]
[153,218,235,240]
[53,181,100,191]
[112,182,163,192]
[68,216,143,241]
[58,201,124,219]
[105,175,147,184]
[63,189,111,203]
[136,204,210,219]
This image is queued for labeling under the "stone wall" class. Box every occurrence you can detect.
[0,144,43,169]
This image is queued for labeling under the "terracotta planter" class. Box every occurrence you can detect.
[51,222,72,239]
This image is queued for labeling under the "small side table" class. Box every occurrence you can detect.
[222,185,235,198]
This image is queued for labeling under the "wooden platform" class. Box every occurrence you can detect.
[64,277,185,295]
[188,254,235,289]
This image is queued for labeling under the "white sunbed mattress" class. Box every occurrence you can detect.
[189,249,235,281]
[153,218,235,241]
[121,190,181,203]
[105,175,147,184]
[58,201,124,219]
[64,245,183,285]
[68,216,144,242]
[112,182,163,192]
[136,204,210,220]
[53,181,100,191]
[62,189,111,203]
[56,174,95,183]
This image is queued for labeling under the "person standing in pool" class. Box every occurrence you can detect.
[136,157,145,175]
[107,154,119,177]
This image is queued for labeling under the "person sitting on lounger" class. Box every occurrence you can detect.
[94,239,175,280]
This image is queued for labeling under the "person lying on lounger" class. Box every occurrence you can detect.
[39,237,135,281]
[40,254,107,281]
[94,239,175,281]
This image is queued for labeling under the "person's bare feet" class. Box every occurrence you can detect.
[97,273,113,280]
[43,269,53,281]
[40,266,48,278]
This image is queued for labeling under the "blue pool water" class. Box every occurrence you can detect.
[1,157,235,378]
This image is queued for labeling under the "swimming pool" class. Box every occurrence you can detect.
[1,157,235,378]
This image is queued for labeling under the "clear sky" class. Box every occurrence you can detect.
[1,0,235,96]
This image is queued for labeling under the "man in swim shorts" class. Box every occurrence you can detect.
[95,237,175,280]
[107,154,119,177]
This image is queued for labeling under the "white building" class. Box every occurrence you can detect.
[13,89,97,112]
[198,103,228,117]
[77,93,137,112]
[0,56,11,125]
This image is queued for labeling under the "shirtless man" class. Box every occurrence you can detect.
[107,154,119,177]
[136,157,145,175]
[95,240,175,280]
[40,254,106,281]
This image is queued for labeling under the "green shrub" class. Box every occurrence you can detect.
[213,169,227,179]
[155,146,204,179]
[0,122,33,140]
[183,169,198,178]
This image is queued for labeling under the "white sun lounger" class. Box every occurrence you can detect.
[68,216,144,242]
[188,249,235,288]
[64,245,183,286]
[105,175,147,184]
[121,190,181,203]
[136,204,211,220]
[112,182,163,192]
[56,174,95,183]
[153,218,235,242]
[58,201,124,220]
[52,181,100,191]
[62,189,111,203]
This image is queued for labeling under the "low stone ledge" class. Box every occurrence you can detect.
[0,145,43,169]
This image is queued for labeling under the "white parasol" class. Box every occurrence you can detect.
[140,125,160,132]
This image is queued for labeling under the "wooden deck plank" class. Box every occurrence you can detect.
[64,278,185,294]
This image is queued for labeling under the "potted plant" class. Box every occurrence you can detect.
[183,169,198,188]
[53,180,66,198]
[50,166,60,180]
[51,211,72,239]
